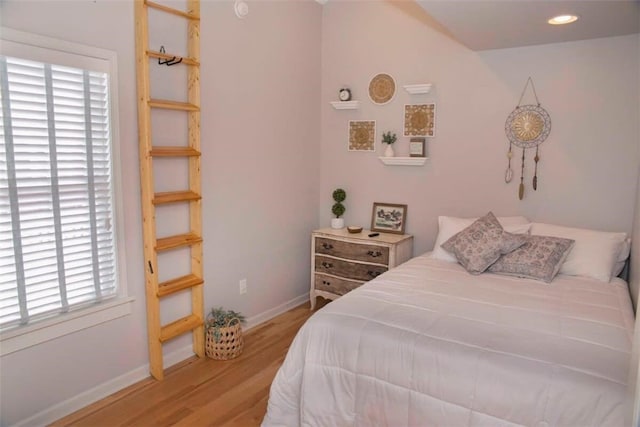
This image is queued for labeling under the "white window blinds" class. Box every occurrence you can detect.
[0,55,117,330]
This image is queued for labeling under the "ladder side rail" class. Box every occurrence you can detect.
[134,0,164,380]
[187,0,205,357]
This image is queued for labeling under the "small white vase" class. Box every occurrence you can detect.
[331,218,345,229]
[384,144,395,157]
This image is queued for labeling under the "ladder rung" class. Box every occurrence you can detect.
[153,190,201,205]
[145,0,200,20]
[147,50,200,67]
[149,99,199,111]
[150,146,201,157]
[158,274,204,297]
[160,314,203,342]
[156,232,202,251]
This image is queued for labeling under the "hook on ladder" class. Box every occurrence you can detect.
[158,46,183,66]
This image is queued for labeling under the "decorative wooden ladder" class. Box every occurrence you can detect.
[134,0,204,380]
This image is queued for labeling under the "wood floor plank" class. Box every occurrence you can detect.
[50,300,328,427]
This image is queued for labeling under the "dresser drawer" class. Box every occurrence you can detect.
[315,237,390,264]
[314,274,363,296]
[315,255,387,281]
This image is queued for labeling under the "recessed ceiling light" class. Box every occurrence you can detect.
[548,15,579,25]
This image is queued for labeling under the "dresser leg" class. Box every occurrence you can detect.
[310,293,316,310]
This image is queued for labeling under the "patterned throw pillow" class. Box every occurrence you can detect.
[441,212,528,274]
[488,235,575,283]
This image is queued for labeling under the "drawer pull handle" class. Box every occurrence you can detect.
[322,243,334,250]
[367,270,381,278]
[367,250,383,258]
[322,280,331,286]
[321,261,333,269]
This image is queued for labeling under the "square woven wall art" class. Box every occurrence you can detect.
[348,120,376,151]
[404,104,435,137]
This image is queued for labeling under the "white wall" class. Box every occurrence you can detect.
[627,33,640,424]
[319,1,639,255]
[0,0,321,425]
[1,0,638,425]
[629,170,640,426]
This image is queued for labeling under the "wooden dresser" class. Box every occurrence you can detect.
[310,228,413,309]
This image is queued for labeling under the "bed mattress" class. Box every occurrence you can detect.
[263,254,635,426]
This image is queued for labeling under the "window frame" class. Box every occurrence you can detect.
[0,28,132,356]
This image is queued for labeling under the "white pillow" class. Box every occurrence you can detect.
[529,223,628,282]
[432,215,531,263]
[613,237,631,277]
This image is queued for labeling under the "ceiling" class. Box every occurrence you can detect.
[415,0,640,51]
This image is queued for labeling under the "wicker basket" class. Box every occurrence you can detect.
[205,318,244,360]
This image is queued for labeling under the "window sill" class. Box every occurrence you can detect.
[0,297,135,356]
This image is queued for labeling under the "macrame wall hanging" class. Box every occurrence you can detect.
[504,77,551,200]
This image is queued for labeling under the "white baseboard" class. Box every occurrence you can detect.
[14,364,150,427]
[14,293,308,427]
[245,293,309,331]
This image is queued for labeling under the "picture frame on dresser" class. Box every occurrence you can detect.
[371,202,407,234]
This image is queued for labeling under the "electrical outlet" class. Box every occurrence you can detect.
[239,279,247,295]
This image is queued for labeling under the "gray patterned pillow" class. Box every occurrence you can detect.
[441,212,528,274]
[488,234,575,283]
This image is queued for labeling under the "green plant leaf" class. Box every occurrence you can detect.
[205,307,246,330]
[332,188,346,202]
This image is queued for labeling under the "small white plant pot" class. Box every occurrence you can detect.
[331,217,345,229]
[384,144,395,157]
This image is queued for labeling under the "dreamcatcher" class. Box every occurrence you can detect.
[504,77,551,200]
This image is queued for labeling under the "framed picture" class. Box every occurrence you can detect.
[371,202,407,234]
[409,138,426,157]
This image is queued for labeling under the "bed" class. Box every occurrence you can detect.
[263,216,635,426]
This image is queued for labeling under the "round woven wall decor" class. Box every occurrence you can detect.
[368,73,396,105]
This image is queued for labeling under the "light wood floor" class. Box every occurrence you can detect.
[51,300,327,427]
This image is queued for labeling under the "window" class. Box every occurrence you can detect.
[0,29,131,354]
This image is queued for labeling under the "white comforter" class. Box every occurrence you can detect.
[263,254,635,427]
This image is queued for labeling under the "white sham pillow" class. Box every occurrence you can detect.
[529,223,628,282]
[432,215,531,263]
[613,237,631,277]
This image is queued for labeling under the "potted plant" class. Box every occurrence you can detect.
[382,131,397,157]
[205,307,246,360]
[331,188,346,229]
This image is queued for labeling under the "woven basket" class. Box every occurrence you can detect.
[205,318,244,360]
